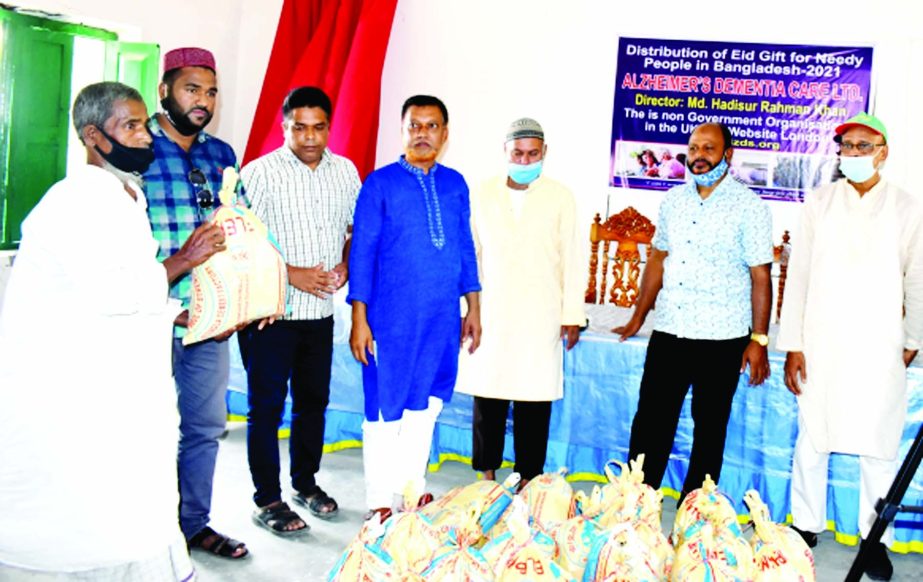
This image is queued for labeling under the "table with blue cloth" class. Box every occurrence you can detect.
[226,302,923,553]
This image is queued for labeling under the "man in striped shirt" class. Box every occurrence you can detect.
[240,87,360,536]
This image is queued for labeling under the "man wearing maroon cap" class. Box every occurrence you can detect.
[143,47,248,559]
[778,112,923,580]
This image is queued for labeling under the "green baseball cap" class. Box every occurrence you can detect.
[835,112,888,142]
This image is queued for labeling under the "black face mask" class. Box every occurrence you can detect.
[94,127,155,174]
[161,95,213,137]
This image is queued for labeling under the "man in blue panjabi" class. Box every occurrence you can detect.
[348,95,481,521]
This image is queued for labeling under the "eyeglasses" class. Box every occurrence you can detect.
[838,142,886,155]
[188,168,213,210]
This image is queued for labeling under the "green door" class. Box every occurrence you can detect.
[3,25,73,247]
[104,41,161,116]
[0,9,156,249]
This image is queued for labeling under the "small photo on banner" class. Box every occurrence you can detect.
[609,37,874,202]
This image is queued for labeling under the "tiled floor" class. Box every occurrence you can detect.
[193,422,923,581]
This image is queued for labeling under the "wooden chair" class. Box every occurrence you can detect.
[774,230,791,322]
[585,207,656,307]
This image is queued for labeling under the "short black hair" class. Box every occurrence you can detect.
[282,86,332,121]
[716,123,734,151]
[401,95,448,124]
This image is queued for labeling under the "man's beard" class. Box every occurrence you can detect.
[687,158,716,173]
[161,95,212,136]
[102,161,144,190]
[404,147,437,165]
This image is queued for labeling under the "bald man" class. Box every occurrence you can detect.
[615,122,773,500]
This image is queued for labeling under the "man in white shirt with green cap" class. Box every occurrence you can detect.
[778,112,923,581]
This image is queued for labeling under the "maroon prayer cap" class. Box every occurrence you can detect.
[163,47,216,74]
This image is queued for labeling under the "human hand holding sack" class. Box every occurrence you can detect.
[183,167,287,344]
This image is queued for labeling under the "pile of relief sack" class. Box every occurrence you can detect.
[328,457,815,581]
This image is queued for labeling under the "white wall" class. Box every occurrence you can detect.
[7,0,284,153]
[376,0,923,240]
[0,0,285,309]
[7,0,923,238]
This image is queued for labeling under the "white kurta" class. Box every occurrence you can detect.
[457,175,585,402]
[777,178,923,460]
[0,166,184,571]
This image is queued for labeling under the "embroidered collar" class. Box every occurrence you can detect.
[399,155,445,249]
[398,154,438,176]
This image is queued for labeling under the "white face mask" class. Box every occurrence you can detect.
[839,155,878,183]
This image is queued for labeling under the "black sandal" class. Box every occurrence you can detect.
[252,502,309,536]
[187,526,249,559]
[293,486,339,519]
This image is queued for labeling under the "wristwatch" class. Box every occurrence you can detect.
[750,332,770,347]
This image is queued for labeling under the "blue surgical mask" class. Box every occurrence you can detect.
[839,156,878,183]
[508,160,543,185]
[689,157,729,187]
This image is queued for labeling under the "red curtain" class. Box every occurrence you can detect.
[243,0,399,179]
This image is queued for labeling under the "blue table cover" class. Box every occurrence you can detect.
[226,306,923,553]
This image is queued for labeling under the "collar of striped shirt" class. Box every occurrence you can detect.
[244,144,360,321]
[281,143,333,170]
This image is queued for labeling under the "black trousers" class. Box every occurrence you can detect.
[239,317,333,507]
[627,330,749,495]
[472,396,552,480]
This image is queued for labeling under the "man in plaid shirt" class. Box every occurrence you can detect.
[143,47,247,559]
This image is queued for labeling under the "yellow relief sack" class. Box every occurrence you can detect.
[327,516,395,581]
[421,544,493,582]
[672,474,740,546]
[549,501,604,580]
[379,511,444,576]
[183,167,287,345]
[596,456,663,531]
[518,468,576,531]
[671,522,754,582]
[743,490,815,582]
[421,508,494,581]
[481,497,557,579]
[583,521,672,582]
[420,473,519,540]
[495,543,565,581]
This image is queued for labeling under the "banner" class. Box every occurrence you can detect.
[609,38,874,201]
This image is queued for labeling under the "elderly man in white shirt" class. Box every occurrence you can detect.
[0,81,225,580]
[778,112,923,581]
[458,118,585,488]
